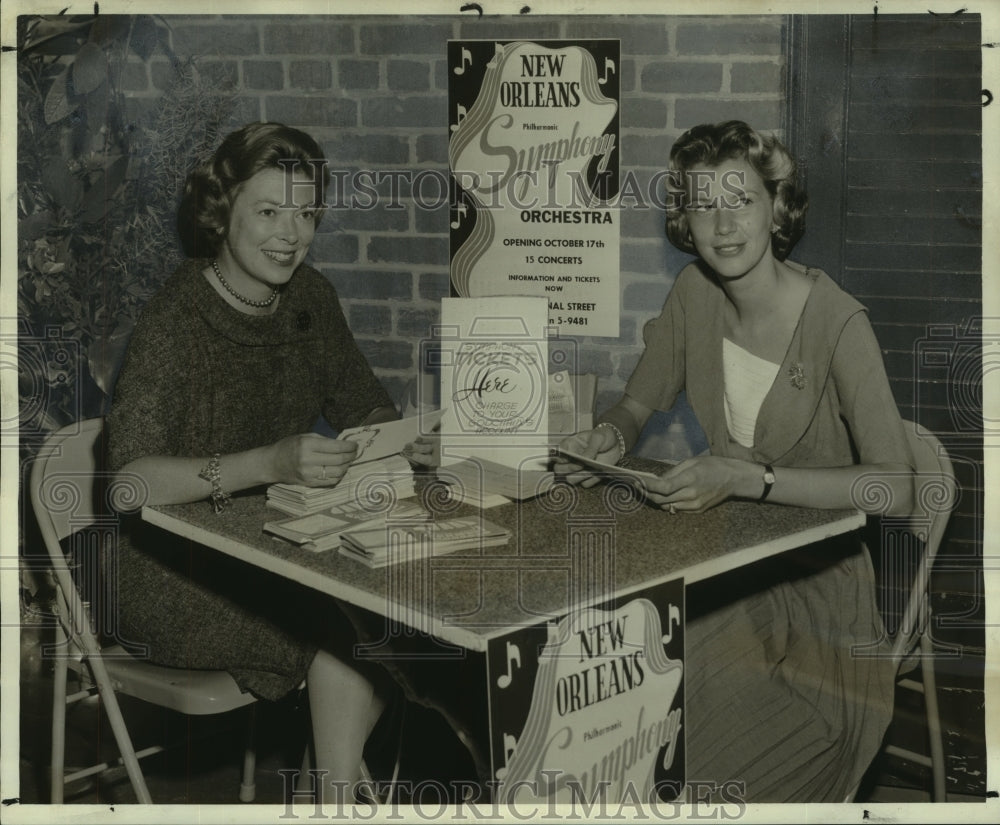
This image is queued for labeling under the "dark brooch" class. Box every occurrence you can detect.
[788,362,806,390]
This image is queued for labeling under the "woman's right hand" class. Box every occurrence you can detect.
[553,426,621,487]
[266,433,359,486]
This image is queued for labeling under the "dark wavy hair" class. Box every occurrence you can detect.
[663,120,808,262]
[177,122,327,258]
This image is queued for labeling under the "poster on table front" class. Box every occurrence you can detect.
[487,577,685,804]
[448,39,621,338]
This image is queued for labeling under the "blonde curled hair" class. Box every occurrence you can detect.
[664,120,808,262]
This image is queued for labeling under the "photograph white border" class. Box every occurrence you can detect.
[1,1,995,823]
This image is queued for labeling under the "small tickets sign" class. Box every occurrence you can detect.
[439,296,551,475]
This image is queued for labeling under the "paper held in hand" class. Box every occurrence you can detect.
[554,447,661,481]
[337,408,445,463]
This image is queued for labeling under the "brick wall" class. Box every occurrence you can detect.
[841,14,983,645]
[122,13,787,417]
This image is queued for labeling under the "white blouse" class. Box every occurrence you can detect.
[722,337,781,448]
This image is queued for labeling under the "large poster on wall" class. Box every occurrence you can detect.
[448,39,621,337]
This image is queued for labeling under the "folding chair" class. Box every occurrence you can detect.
[30,418,258,804]
[851,420,957,801]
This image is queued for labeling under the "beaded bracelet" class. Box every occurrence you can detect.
[595,421,627,464]
[198,453,231,513]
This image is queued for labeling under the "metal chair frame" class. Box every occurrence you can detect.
[850,420,957,801]
[30,418,258,804]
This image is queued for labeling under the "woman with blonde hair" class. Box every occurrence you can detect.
[558,120,914,801]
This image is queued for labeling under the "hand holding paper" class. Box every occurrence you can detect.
[400,411,443,468]
[267,433,359,487]
[552,427,622,488]
[338,409,445,464]
[401,433,441,468]
[554,445,659,483]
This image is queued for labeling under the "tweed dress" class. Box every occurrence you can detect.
[625,262,915,802]
[106,260,394,700]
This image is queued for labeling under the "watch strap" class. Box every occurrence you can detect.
[758,463,775,502]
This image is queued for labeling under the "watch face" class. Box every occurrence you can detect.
[764,469,776,484]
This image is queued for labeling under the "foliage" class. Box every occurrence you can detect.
[16,13,236,448]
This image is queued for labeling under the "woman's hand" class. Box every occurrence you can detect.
[401,412,442,468]
[642,455,753,513]
[266,433,359,487]
[553,427,621,488]
[401,434,440,468]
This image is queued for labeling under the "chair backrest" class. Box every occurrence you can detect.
[890,420,958,663]
[29,418,143,654]
[30,418,106,549]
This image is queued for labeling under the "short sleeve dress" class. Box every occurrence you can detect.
[625,262,914,802]
[105,260,394,701]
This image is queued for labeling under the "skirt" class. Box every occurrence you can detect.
[683,535,897,802]
[111,518,357,701]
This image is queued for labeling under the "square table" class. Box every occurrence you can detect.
[142,478,863,804]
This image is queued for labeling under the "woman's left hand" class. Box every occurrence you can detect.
[641,456,750,514]
[402,434,440,468]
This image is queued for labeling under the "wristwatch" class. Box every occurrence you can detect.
[759,464,775,502]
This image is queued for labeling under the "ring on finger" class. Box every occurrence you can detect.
[320,466,327,480]
[668,504,676,515]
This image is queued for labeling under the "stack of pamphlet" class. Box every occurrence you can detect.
[267,412,444,516]
[339,515,511,569]
[263,499,430,553]
[266,454,415,516]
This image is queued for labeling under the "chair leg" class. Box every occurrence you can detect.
[84,654,154,803]
[239,704,257,802]
[919,631,947,802]
[297,740,313,793]
[381,700,405,806]
[50,626,69,804]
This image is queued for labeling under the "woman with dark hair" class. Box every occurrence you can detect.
[557,121,915,801]
[106,122,400,796]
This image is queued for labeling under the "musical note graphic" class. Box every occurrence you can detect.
[661,603,682,645]
[599,56,616,85]
[454,47,472,75]
[488,41,505,67]
[450,202,467,230]
[495,732,518,781]
[496,640,521,688]
[450,103,467,133]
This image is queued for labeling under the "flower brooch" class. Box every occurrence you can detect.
[788,362,806,390]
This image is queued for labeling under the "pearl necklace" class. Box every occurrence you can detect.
[212,260,278,308]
